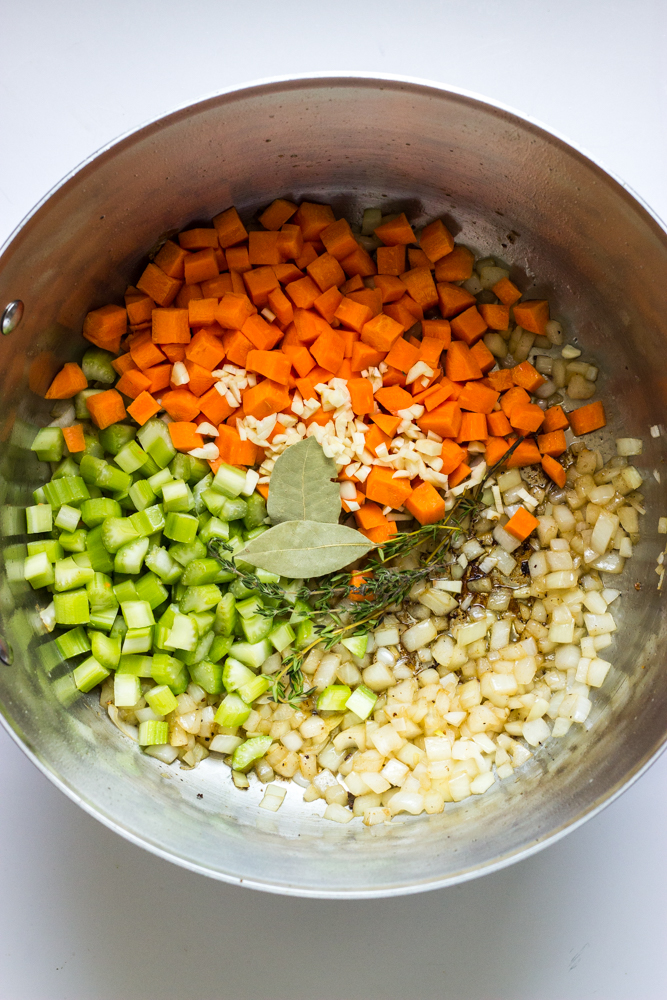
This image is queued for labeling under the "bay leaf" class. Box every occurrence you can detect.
[238,520,375,578]
[267,437,341,525]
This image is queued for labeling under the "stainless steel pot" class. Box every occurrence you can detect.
[0,75,665,898]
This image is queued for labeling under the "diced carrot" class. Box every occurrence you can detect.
[160,388,201,422]
[215,293,255,330]
[382,367,407,387]
[127,391,161,426]
[364,424,391,457]
[376,245,406,276]
[169,421,204,452]
[293,202,335,242]
[201,274,233,297]
[175,283,202,309]
[62,424,86,453]
[248,231,283,267]
[183,248,219,285]
[152,308,190,345]
[434,245,474,282]
[505,439,542,468]
[469,339,496,375]
[130,335,167,372]
[374,213,416,246]
[285,275,321,310]
[214,248,228,272]
[82,304,127,353]
[537,429,567,456]
[184,328,225,371]
[341,489,366,514]
[354,503,388,531]
[198,385,234,425]
[340,246,377,278]
[492,277,522,306]
[385,337,420,375]
[437,282,476,318]
[411,367,442,395]
[309,364,336,383]
[484,368,515,392]
[295,243,319,270]
[500,385,531,419]
[178,229,219,251]
[361,313,404,353]
[320,218,358,261]
[346,377,374,416]
[340,275,364,294]
[510,403,545,435]
[484,436,511,468]
[542,404,570,433]
[418,401,462,438]
[419,219,454,263]
[313,285,343,324]
[335,358,353,380]
[541,454,567,487]
[457,381,500,414]
[242,380,291,420]
[375,384,413,413]
[311,328,345,374]
[304,409,332,426]
[487,410,512,436]
[246,349,291,385]
[334,297,372,333]
[125,291,154,327]
[451,305,488,346]
[216,424,258,466]
[341,329,361,361]
[111,353,137,376]
[419,337,444,369]
[458,412,488,442]
[277,225,304,262]
[183,361,215,397]
[360,522,398,545]
[154,240,189,280]
[293,308,331,346]
[137,263,182,308]
[440,439,467,474]
[505,506,540,542]
[369,412,401,437]
[401,267,438,310]
[512,360,547,393]
[407,248,433,270]
[259,198,297,231]
[384,295,423,329]
[243,265,280,308]
[347,288,383,318]
[374,275,408,304]
[405,481,446,525]
[187,298,218,328]
[44,362,88,400]
[116,368,152,400]
[283,343,315,378]
[513,299,549,336]
[242,313,282,351]
[226,246,251,273]
[421,384,453,411]
[351,341,385,372]
[267,286,294,326]
[448,462,472,488]
[422,318,451,346]
[479,303,510,331]
[212,206,248,248]
[256,482,270,501]
[365,467,413,509]
[445,341,483,382]
[568,400,606,436]
[86,389,126,430]
[144,363,172,394]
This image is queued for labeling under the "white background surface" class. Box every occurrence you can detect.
[1,2,666,997]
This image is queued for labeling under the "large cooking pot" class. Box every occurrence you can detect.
[0,76,665,897]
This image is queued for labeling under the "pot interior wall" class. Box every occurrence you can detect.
[0,78,665,895]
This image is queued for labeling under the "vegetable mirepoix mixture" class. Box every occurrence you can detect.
[24,197,646,824]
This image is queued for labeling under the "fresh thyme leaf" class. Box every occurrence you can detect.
[237,519,374,578]
[267,437,341,525]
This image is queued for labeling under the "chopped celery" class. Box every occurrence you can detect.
[114,536,149,574]
[220,496,248,521]
[151,652,189,694]
[54,504,80,532]
[120,600,155,629]
[192,473,213,514]
[231,735,273,772]
[72,551,92,569]
[32,486,47,504]
[145,545,183,584]
[164,512,198,543]
[128,478,156,511]
[229,638,272,669]
[237,674,271,704]
[31,427,64,463]
[109,614,128,640]
[136,418,176,469]
[122,626,153,654]
[164,613,197,651]
[198,515,230,544]
[75,388,104,420]
[317,684,352,712]
[230,578,255,600]
[101,516,139,552]
[52,456,81,479]
[113,579,139,604]
[138,720,169,746]
[189,659,224,694]
[59,528,88,553]
[255,567,281,585]
[90,631,122,669]
[345,684,378,721]
[79,454,107,484]
[208,634,233,662]
[54,557,94,592]
[73,655,109,692]
[26,504,53,534]
[244,525,269,543]
[135,571,168,609]
[169,453,192,481]
[113,672,141,707]
[129,504,165,538]
[43,476,89,509]
[89,606,118,631]
[86,572,118,610]
[176,629,214,665]
[213,592,237,636]
[97,463,132,493]
[212,463,247,498]
[289,598,312,624]
[189,610,215,634]
[223,657,256,692]
[145,684,178,716]
[241,612,273,644]
[99,423,136,456]
[147,468,173,496]
[86,525,114,573]
[214,693,251,728]
[180,558,234,586]
[81,347,116,384]
[27,539,63,562]
[117,654,153,677]
[202,488,226,516]
[269,621,295,652]
[80,497,121,527]
[54,590,90,625]
[24,552,55,589]
[188,456,210,484]
[243,492,267,530]
[115,440,150,474]
[341,633,368,657]
[55,625,91,659]
[295,618,316,650]
[179,584,223,614]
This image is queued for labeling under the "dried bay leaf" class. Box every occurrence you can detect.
[267,437,341,525]
[238,520,375,578]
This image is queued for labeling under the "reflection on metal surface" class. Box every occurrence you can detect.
[0,76,666,897]
[1,299,23,335]
[0,635,13,666]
